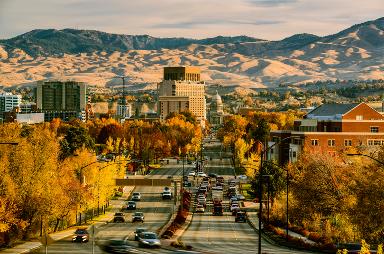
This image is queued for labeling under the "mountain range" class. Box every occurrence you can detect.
[0,17,383,90]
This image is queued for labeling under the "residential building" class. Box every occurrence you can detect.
[35,80,87,121]
[158,67,206,125]
[269,103,384,165]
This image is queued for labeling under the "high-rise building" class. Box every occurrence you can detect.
[36,80,87,121]
[158,67,206,125]
[0,93,22,113]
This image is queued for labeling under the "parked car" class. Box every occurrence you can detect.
[113,212,125,223]
[235,211,247,223]
[126,201,136,210]
[131,192,141,201]
[137,232,161,248]
[134,228,148,241]
[72,228,89,242]
[103,239,136,253]
[132,212,144,222]
[188,171,196,176]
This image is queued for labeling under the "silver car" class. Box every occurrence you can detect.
[138,232,161,248]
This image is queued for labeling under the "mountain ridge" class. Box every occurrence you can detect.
[0,17,383,89]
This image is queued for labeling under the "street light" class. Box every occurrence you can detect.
[256,136,296,254]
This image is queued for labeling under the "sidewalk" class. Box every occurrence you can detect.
[243,202,316,245]
[0,186,134,254]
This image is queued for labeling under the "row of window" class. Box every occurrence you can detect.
[299,126,380,132]
[311,139,384,147]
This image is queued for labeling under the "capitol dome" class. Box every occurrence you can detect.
[210,91,223,114]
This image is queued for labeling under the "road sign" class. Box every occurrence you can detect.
[115,178,172,186]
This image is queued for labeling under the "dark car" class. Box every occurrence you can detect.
[132,212,144,222]
[113,212,125,223]
[126,201,136,210]
[137,232,161,248]
[72,228,89,242]
[103,239,136,253]
[208,173,218,178]
[235,211,247,222]
[134,227,148,241]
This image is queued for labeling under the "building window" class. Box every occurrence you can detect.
[328,139,335,147]
[370,126,379,133]
[311,139,319,146]
[367,139,384,146]
[270,149,274,154]
[344,139,352,147]
[356,115,363,120]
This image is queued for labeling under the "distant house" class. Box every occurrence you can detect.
[269,102,384,165]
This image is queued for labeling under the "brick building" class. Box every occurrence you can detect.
[269,102,384,165]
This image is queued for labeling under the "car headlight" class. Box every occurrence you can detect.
[82,235,88,239]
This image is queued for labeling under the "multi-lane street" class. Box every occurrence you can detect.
[180,137,313,254]
[32,136,312,254]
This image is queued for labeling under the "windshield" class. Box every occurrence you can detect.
[75,229,88,234]
[134,212,143,216]
[142,233,157,239]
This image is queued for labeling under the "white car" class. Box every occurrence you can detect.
[197,172,207,177]
[238,175,248,180]
[230,204,240,212]
[195,204,205,213]
[188,171,196,176]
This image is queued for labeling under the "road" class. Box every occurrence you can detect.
[180,138,313,254]
[32,167,181,254]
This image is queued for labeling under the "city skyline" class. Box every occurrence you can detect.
[0,0,383,40]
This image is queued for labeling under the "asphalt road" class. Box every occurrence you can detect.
[33,176,177,253]
[179,139,313,254]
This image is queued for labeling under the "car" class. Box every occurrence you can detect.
[230,204,240,212]
[131,192,141,201]
[212,185,223,191]
[103,239,136,253]
[162,190,172,200]
[126,201,136,210]
[236,194,246,201]
[137,232,161,248]
[238,175,248,180]
[134,228,148,241]
[132,212,144,222]
[195,204,205,213]
[188,171,196,176]
[113,212,125,223]
[208,173,218,178]
[235,211,247,223]
[72,228,89,242]
[197,172,207,177]
[230,196,238,203]
[183,181,192,187]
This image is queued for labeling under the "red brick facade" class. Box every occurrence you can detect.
[271,103,384,165]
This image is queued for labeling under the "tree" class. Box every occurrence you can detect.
[60,126,95,159]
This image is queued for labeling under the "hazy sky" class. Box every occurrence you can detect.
[0,0,383,40]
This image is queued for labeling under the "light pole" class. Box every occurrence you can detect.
[256,136,296,254]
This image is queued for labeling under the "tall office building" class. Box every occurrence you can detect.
[158,67,206,125]
[36,80,87,121]
[0,93,22,113]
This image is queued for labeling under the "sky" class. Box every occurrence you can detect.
[0,0,383,40]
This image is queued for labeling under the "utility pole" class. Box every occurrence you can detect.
[258,145,264,254]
